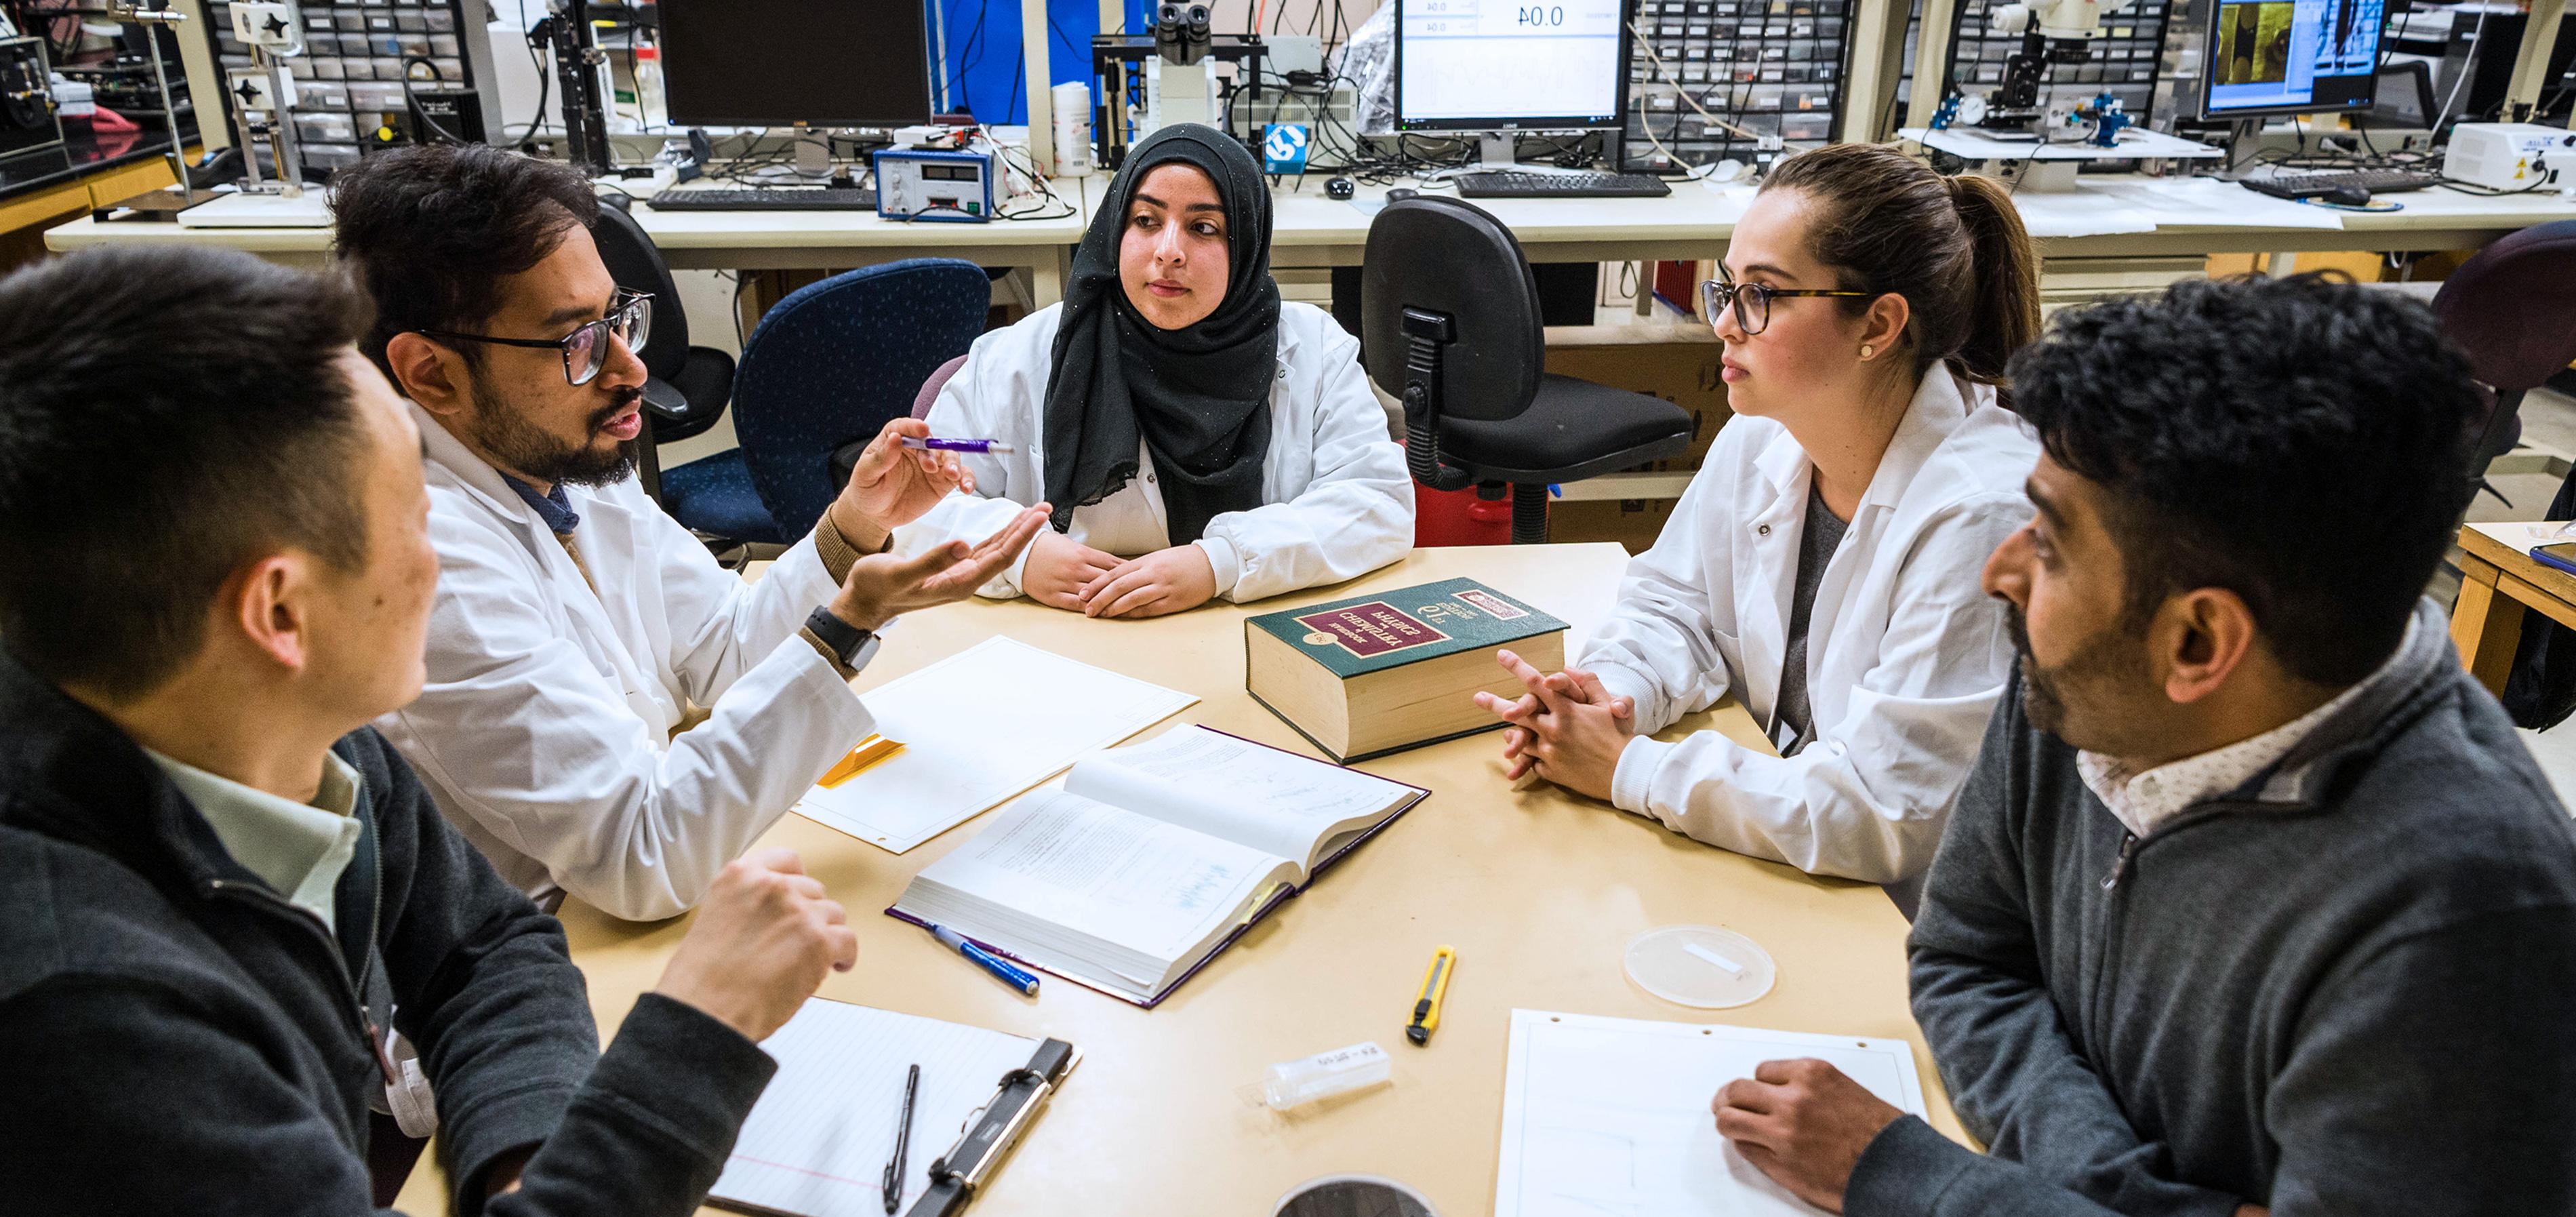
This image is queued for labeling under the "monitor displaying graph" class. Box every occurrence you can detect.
[2202,0,2383,115]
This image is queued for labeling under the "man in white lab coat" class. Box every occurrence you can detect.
[333,144,1045,920]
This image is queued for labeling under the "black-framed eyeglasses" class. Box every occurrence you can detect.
[1700,274,1871,336]
[419,289,653,386]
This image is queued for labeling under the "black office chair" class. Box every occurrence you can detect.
[590,202,736,501]
[1361,196,1694,544]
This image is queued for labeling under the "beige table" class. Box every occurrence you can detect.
[2451,520,2576,694]
[399,542,1954,1216]
[1089,170,2576,271]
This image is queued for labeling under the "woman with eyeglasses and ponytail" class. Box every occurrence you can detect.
[1474,144,2042,913]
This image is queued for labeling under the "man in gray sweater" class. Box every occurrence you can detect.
[1708,274,2576,1215]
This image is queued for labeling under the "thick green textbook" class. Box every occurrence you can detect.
[1245,578,1570,762]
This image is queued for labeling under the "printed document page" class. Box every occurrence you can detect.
[1496,1010,1928,1217]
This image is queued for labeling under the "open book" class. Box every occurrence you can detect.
[889,725,1428,1006]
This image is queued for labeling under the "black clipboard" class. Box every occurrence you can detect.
[902,1037,1080,1217]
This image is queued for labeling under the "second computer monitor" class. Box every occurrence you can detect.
[2198,0,2387,118]
[658,0,935,128]
[1394,0,1633,131]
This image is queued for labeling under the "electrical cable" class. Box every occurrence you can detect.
[2426,7,2484,135]
[1627,19,1762,142]
[397,54,469,144]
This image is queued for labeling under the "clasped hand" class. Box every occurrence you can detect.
[1023,533,1217,620]
[1472,649,1637,801]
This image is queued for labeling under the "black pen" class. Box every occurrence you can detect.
[883,1063,919,1214]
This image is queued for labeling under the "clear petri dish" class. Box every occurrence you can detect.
[1624,923,1777,1008]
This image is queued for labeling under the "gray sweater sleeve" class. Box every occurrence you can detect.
[2260,905,2576,1216]
[1861,698,2240,1217]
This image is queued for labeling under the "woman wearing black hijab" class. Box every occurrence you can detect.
[894,124,1411,618]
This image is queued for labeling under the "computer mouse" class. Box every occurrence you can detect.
[1325,176,1355,200]
[599,190,634,213]
[1387,187,1420,201]
[2322,185,2372,207]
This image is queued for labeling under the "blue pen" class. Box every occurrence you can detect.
[930,924,1041,995]
[900,436,1018,454]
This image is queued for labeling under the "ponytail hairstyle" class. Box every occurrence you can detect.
[1756,144,2040,390]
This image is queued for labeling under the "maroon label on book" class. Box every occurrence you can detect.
[1453,588,1527,620]
[1295,602,1450,658]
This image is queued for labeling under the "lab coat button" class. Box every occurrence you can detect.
[1756,523,1771,536]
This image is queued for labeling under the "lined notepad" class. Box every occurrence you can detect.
[794,637,1199,853]
[1495,1010,1929,1217]
[710,999,1041,1217]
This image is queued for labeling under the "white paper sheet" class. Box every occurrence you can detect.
[1495,1010,1929,1217]
[793,636,1198,853]
[2076,176,2351,231]
[710,999,1041,1217]
[2005,191,2161,238]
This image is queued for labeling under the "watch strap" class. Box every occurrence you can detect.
[805,605,874,669]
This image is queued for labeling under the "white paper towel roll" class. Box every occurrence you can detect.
[1051,81,1092,176]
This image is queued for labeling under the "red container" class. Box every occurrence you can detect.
[1413,480,1518,547]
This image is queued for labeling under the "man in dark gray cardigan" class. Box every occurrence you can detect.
[1708,274,2576,1216]
[0,245,860,1214]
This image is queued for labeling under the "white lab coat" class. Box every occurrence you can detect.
[375,403,874,920]
[894,301,1413,603]
[1582,367,2039,884]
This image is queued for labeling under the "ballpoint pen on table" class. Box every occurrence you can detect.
[882,1063,919,1215]
[900,436,1018,454]
[929,923,1042,995]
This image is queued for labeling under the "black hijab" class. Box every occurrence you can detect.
[1043,123,1280,546]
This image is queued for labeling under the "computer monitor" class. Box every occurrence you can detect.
[2361,59,2434,127]
[1392,0,1634,132]
[2197,0,2388,118]
[658,0,935,128]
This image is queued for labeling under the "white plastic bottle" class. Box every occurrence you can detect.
[632,44,664,131]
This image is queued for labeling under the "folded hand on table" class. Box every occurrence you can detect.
[1023,531,1122,611]
[1472,649,1635,802]
[1077,545,1218,620]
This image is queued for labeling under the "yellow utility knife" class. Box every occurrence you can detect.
[1407,945,1457,1045]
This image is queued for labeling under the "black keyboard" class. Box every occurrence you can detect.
[1454,169,1674,199]
[2237,169,2440,200]
[646,187,878,212]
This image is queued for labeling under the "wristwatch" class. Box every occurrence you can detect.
[805,605,883,671]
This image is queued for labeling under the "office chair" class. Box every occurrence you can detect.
[1361,196,1693,544]
[2434,219,2576,491]
[673,259,991,545]
[912,354,971,420]
[588,203,736,503]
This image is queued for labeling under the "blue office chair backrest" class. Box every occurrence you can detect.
[733,259,993,539]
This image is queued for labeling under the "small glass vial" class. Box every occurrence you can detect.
[1260,1041,1392,1111]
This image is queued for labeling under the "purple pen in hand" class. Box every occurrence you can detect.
[900,436,1018,454]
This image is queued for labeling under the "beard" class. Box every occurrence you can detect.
[2005,600,2148,751]
[465,371,641,488]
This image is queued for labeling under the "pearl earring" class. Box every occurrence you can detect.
[1859,344,1875,360]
